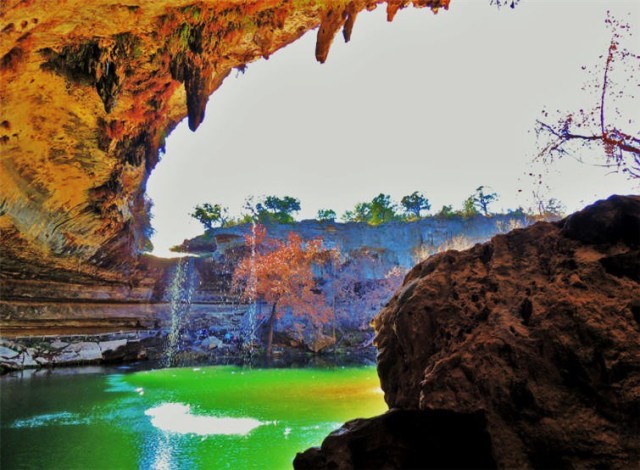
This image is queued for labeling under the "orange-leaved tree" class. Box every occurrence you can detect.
[232,225,335,357]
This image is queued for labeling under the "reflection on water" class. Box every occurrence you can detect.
[151,432,173,470]
[145,403,264,436]
[11,411,91,429]
[1,365,386,470]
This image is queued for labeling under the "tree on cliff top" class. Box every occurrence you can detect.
[401,191,431,219]
[342,202,372,223]
[535,13,639,178]
[369,193,399,225]
[190,203,229,230]
[243,195,301,224]
[461,196,480,218]
[342,194,400,225]
[232,227,334,357]
[532,197,566,221]
[317,209,337,221]
[473,186,498,216]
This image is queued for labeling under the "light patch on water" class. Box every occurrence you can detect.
[12,411,90,428]
[105,374,138,393]
[145,403,263,436]
[152,433,173,470]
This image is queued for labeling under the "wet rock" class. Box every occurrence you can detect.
[56,341,102,363]
[50,340,69,349]
[21,350,38,367]
[0,345,20,359]
[51,348,77,364]
[0,344,22,372]
[35,356,49,366]
[98,339,129,361]
[201,336,223,350]
[276,323,336,353]
[0,332,164,370]
[99,339,128,353]
[103,339,148,362]
[306,333,336,353]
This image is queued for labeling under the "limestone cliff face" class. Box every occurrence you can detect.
[0,0,449,278]
[0,254,238,337]
[179,214,529,274]
[295,195,640,469]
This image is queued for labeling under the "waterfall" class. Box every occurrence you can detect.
[165,257,195,367]
[242,221,258,357]
[239,198,260,359]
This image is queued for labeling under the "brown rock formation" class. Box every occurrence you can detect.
[296,195,640,469]
[0,0,448,279]
[294,409,497,469]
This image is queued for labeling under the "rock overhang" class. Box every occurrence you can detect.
[0,0,449,278]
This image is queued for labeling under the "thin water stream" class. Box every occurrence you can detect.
[244,220,258,356]
[165,258,196,367]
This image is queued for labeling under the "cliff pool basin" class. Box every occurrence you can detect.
[1,365,386,469]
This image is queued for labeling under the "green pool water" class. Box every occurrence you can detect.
[1,365,386,469]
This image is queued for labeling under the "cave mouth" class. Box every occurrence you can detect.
[146,2,637,257]
[1,1,639,469]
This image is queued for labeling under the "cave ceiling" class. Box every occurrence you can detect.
[0,1,449,278]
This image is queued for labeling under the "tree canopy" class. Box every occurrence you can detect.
[190,203,229,230]
[473,186,498,216]
[369,193,398,225]
[232,227,333,356]
[188,186,566,235]
[317,209,337,221]
[342,193,400,225]
[401,191,431,218]
[252,195,301,224]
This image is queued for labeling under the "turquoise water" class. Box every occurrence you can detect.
[1,365,386,469]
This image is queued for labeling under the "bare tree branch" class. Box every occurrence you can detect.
[535,13,640,178]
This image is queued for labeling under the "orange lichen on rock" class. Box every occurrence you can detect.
[0,1,450,277]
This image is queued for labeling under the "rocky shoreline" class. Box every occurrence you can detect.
[0,325,377,374]
[0,331,163,372]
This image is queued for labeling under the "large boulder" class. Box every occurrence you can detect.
[294,409,496,469]
[296,195,640,469]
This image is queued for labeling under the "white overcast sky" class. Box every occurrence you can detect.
[147,0,639,256]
